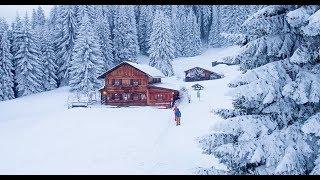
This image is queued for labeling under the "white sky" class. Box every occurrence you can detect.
[0,5,53,24]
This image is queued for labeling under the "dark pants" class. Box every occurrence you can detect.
[175,117,181,125]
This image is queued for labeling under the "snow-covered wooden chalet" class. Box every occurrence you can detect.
[98,61,179,108]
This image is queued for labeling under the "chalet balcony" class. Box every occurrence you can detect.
[105,84,145,91]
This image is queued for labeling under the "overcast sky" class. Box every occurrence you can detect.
[0,5,53,24]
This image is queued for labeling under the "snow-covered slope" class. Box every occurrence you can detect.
[0,46,241,175]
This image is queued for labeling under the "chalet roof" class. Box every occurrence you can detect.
[125,61,165,78]
[184,66,213,73]
[98,61,165,79]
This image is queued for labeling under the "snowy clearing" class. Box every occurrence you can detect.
[0,46,241,174]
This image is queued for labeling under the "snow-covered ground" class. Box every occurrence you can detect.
[0,46,241,174]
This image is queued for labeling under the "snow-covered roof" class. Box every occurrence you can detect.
[98,61,165,79]
[150,83,180,91]
[184,66,213,73]
[150,78,181,91]
[124,61,165,78]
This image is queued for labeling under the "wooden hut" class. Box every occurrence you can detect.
[184,67,223,82]
[98,61,179,108]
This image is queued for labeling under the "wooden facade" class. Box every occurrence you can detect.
[184,67,223,82]
[99,62,179,108]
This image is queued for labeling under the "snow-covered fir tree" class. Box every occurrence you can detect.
[155,5,172,18]
[208,5,257,48]
[194,5,212,43]
[102,5,115,31]
[31,6,47,91]
[148,10,175,76]
[55,5,77,86]
[285,5,320,174]
[127,5,140,55]
[48,6,59,32]
[33,6,46,28]
[171,5,183,58]
[10,15,23,63]
[0,20,14,101]
[95,7,114,72]
[112,6,139,64]
[208,5,221,47]
[14,13,43,97]
[181,10,202,57]
[42,23,58,91]
[75,5,97,28]
[69,13,104,95]
[31,9,37,29]
[137,5,154,55]
[198,5,320,175]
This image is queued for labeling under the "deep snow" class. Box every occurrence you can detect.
[0,46,241,174]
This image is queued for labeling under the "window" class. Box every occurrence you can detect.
[156,94,164,100]
[130,79,140,86]
[114,79,122,86]
[123,93,131,101]
[114,93,122,100]
[133,93,140,101]
[151,78,161,83]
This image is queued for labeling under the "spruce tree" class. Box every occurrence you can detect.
[197,5,319,175]
[69,13,104,94]
[14,13,43,97]
[95,8,114,71]
[55,5,77,86]
[171,5,183,58]
[0,20,14,101]
[182,10,202,57]
[42,23,58,91]
[148,10,175,76]
[137,5,154,55]
[112,6,139,64]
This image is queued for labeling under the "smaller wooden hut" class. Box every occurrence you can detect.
[184,67,223,82]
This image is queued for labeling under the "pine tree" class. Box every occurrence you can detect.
[171,5,183,58]
[286,6,320,174]
[55,5,77,86]
[14,13,43,97]
[137,5,154,55]
[31,9,37,29]
[148,10,175,76]
[11,15,23,61]
[208,5,221,47]
[112,6,139,64]
[194,5,212,42]
[36,6,46,27]
[75,5,96,28]
[69,13,104,94]
[102,5,114,31]
[95,7,114,72]
[197,5,320,175]
[42,23,58,91]
[208,5,255,48]
[0,20,14,101]
[181,10,202,57]
[32,6,47,92]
